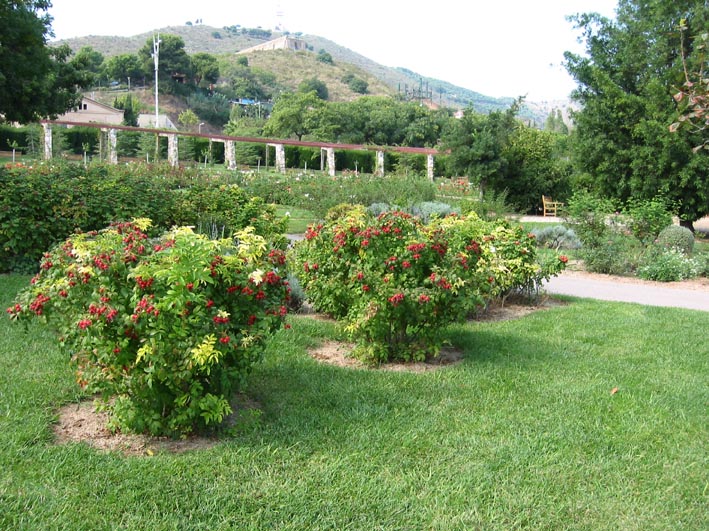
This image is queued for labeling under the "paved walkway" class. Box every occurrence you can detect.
[543,271,709,312]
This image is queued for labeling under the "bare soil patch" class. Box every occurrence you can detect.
[53,396,258,457]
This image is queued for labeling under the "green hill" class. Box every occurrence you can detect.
[54,24,551,124]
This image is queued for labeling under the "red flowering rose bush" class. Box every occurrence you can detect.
[7,219,290,436]
[290,207,566,363]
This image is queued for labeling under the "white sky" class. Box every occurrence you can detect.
[47,0,618,102]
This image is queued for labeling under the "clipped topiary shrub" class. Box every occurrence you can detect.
[656,225,695,254]
[7,220,290,437]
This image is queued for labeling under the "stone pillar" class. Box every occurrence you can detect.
[103,128,118,164]
[326,147,336,176]
[164,134,179,167]
[42,123,52,160]
[375,150,385,176]
[427,154,435,181]
[224,140,236,170]
[274,143,286,173]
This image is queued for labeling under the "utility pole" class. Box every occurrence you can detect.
[152,33,161,161]
[152,33,161,128]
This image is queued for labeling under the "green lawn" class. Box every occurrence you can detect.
[1,274,707,530]
[273,205,318,234]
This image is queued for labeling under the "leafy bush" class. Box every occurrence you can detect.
[235,171,436,218]
[531,225,582,250]
[564,190,617,248]
[7,220,290,436]
[623,196,673,244]
[410,201,460,224]
[458,189,514,221]
[289,207,566,363]
[367,202,399,217]
[564,190,647,275]
[367,202,458,224]
[656,225,695,254]
[0,162,286,273]
[285,273,306,312]
[637,247,701,281]
[580,232,643,275]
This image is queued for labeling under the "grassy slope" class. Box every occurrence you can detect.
[55,25,547,121]
[1,274,707,530]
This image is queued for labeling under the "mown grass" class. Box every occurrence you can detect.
[1,274,707,530]
[273,205,318,234]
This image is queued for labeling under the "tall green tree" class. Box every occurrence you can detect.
[298,77,328,100]
[71,46,104,85]
[190,52,219,86]
[0,0,87,122]
[263,91,325,141]
[564,0,709,229]
[503,126,573,213]
[103,53,145,85]
[138,34,192,92]
[441,100,522,191]
[112,94,141,126]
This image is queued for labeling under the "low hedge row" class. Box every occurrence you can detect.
[0,161,286,273]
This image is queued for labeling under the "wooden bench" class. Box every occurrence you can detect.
[542,195,564,217]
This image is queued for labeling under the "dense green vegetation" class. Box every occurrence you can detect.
[6,1,705,224]
[564,0,708,229]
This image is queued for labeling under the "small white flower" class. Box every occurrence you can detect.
[249,269,264,285]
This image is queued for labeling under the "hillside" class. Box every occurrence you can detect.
[55,24,553,124]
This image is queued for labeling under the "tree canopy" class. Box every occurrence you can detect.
[190,52,219,86]
[0,0,86,122]
[564,0,709,227]
[138,34,192,91]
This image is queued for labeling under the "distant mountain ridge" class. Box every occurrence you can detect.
[54,24,560,125]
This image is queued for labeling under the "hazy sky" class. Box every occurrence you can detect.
[47,0,618,102]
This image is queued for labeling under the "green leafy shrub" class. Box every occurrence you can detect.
[235,171,436,218]
[564,190,617,248]
[289,208,566,363]
[410,201,460,223]
[7,220,290,436]
[564,190,646,275]
[0,162,285,273]
[637,247,701,281]
[367,202,400,217]
[458,189,514,221]
[623,196,673,244]
[367,202,458,224]
[285,273,306,312]
[531,225,582,250]
[579,232,643,275]
[656,225,695,254]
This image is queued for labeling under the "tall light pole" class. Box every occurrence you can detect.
[152,34,161,128]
